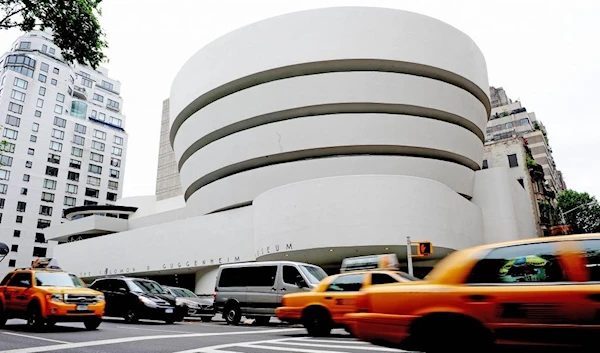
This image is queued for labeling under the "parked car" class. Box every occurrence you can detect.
[163,286,214,322]
[89,276,179,324]
[214,261,328,325]
[0,258,105,331]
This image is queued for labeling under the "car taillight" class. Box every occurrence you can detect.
[355,293,371,313]
[213,287,217,301]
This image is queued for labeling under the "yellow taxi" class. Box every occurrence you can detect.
[0,258,105,331]
[345,234,600,352]
[275,254,418,336]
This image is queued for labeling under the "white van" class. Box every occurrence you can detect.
[214,261,328,325]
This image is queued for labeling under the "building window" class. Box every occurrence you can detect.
[54,104,63,114]
[91,141,105,151]
[56,93,65,103]
[11,244,18,252]
[41,192,54,203]
[41,44,47,52]
[111,146,122,156]
[48,153,60,164]
[71,147,83,157]
[85,188,99,198]
[0,170,9,180]
[16,201,26,212]
[22,174,30,182]
[84,200,98,206]
[45,166,59,177]
[39,205,52,216]
[67,171,79,182]
[64,196,76,206]
[93,93,104,102]
[72,135,85,146]
[20,188,27,195]
[2,128,18,140]
[39,86,45,96]
[32,122,39,132]
[14,77,28,89]
[5,114,20,127]
[49,47,55,55]
[33,247,47,257]
[81,77,92,88]
[0,155,13,167]
[107,192,117,201]
[0,143,16,153]
[98,112,106,121]
[69,159,81,169]
[25,161,32,168]
[53,117,66,128]
[13,230,20,238]
[108,180,118,190]
[0,198,4,209]
[93,130,106,140]
[101,80,114,91]
[107,99,120,110]
[49,141,63,152]
[53,67,59,74]
[35,110,42,117]
[74,123,87,134]
[43,178,57,190]
[482,160,488,169]
[19,41,31,50]
[66,184,78,194]
[90,152,103,163]
[51,129,65,140]
[109,117,122,127]
[35,233,45,243]
[8,259,16,267]
[8,102,23,114]
[0,184,7,194]
[50,78,57,86]
[87,176,101,187]
[508,154,518,168]
[16,215,23,223]
[38,73,47,83]
[109,169,120,179]
[30,135,37,143]
[36,98,44,108]
[11,89,25,102]
[88,164,102,175]
[517,178,525,189]
[110,158,121,167]
[113,136,123,145]
[40,62,49,72]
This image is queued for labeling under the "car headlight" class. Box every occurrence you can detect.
[139,296,158,308]
[96,295,105,302]
[48,293,64,302]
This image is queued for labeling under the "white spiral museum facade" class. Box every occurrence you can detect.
[50,7,537,293]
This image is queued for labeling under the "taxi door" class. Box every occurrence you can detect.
[322,273,365,323]
[463,240,597,347]
[4,272,33,312]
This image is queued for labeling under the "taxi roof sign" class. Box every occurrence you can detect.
[340,253,400,273]
[31,257,61,270]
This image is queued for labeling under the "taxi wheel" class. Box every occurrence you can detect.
[302,307,332,337]
[26,302,46,332]
[84,318,101,330]
[409,314,492,352]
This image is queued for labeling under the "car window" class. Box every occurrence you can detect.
[576,239,600,281]
[283,265,302,285]
[128,279,168,294]
[466,242,565,284]
[371,273,399,285]
[7,272,32,287]
[0,273,13,286]
[91,279,109,291]
[326,274,364,292]
[299,265,328,284]
[218,266,278,287]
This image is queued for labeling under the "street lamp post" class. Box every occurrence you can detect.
[560,201,596,225]
[0,242,8,264]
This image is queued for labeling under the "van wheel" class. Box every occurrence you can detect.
[224,302,241,325]
[303,306,332,337]
[26,302,45,332]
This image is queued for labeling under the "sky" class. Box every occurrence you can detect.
[1,0,599,199]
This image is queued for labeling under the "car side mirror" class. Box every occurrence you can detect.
[295,275,308,288]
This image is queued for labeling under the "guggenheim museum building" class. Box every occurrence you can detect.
[47,7,537,293]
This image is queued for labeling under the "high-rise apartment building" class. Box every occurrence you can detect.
[0,31,128,275]
[155,98,182,200]
[485,86,564,194]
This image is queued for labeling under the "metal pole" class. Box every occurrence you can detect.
[406,236,414,276]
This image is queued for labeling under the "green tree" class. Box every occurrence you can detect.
[557,189,600,234]
[0,0,107,68]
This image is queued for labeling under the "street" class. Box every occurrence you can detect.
[0,317,407,353]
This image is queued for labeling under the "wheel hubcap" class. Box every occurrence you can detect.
[227,310,236,321]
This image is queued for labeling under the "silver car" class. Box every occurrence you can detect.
[164,286,214,322]
[214,261,328,325]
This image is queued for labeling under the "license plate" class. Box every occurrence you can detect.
[76,304,88,311]
[165,308,173,314]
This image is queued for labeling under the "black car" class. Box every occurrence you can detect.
[163,286,215,322]
[89,276,180,324]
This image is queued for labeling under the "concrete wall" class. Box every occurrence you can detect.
[155,99,183,201]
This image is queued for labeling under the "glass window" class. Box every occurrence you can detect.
[371,273,400,285]
[107,99,119,109]
[98,112,106,121]
[33,246,47,257]
[70,100,88,119]
[35,110,41,117]
[71,147,83,157]
[35,233,45,243]
[56,93,65,103]
[53,117,66,128]
[85,187,99,198]
[16,201,26,212]
[90,152,103,163]
[32,122,39,131]
[53,67,59,74]
[39,205,52,216]
[0,170,10,180]
[110,158,121,167]
[66,184,78,194]
[64,196,76,206]
[91,141,105,151]
[50,78,57,86]
[0,184,7,194]
[112,146,122,156]
[0,143,15,153]
[3,128,18,140]
[49,47,55,55]
[87,176,101,186]
[49,141,62,152]
[40,193,54,203]
[25,161,32,168]
[575,240,600,282]
[52,129,64,140]
[39,86,46,96]
[40,62,49,72]
[14,77,28,89]
[109,116,122,127]
[38,73,46,83]
[8,272,32,288]
[466,242,565,284]
[114,136,123,145]
[108,180,118,190]
[508,154,518,168]
[0,155,12,167]
[67,171,80,182]
[13,229,19,237]
[88,164,102,174]
[5,115,20,127]
[74,123,87,134]
[109,169,119,178]
[72,135,85,146]
[326,274,364,292]
[23,174,30,182]
[36,98,43,108]
[54,104,63,114]
[8,102,23,114]
[27,148,34,155]
[107,192,117,201]
[93,93,104,102]
[101,80,113,91]
[11,89,25,102]
[41,44,47,52]
[283,265,303,286]
[30,135,37,142]
[93,130,106,140]
[69,159,81,169]
[45,166,58,177]
[43,179,57,190]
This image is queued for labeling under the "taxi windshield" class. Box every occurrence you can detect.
[35,272,86,287]
[129,280,169,294]
[300,265,328,284]
[171,288,198,298]
[396,271,421,281]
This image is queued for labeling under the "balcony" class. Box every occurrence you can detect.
[73,85,88,100]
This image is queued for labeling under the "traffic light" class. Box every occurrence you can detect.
[417,242,433,256]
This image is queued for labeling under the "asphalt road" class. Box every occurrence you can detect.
[0,317,409,353]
